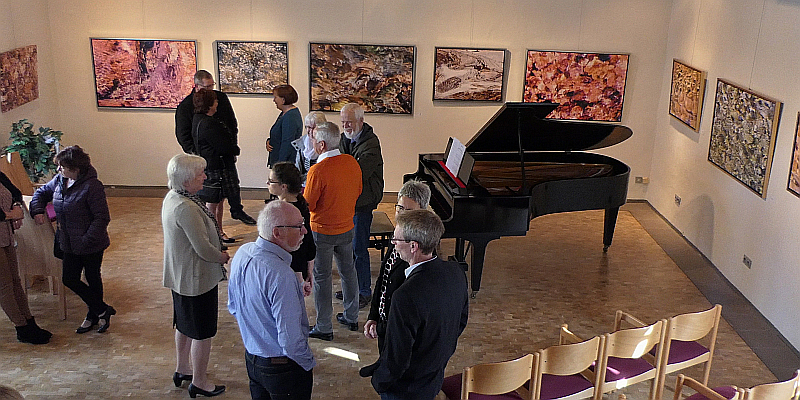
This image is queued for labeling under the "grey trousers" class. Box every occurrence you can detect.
[312,229,359,333]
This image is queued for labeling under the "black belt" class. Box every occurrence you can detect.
[252,354,290,365]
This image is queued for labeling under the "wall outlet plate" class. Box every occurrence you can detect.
[743,255,752,269]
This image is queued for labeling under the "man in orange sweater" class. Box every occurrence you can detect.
[304,121,362,341]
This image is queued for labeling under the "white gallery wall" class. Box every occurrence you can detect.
[650,0,800,350]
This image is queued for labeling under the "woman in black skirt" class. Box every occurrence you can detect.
[162,154,230,398]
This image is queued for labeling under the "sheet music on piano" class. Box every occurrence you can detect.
[443,137,474,188]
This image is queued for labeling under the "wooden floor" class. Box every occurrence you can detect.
[0,197,777,399]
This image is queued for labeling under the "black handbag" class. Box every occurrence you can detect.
[53,231,64,259]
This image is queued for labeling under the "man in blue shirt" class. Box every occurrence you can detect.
[228,201,315,400]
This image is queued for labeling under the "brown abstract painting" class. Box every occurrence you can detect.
[708,79,781,198]
[523,50,629,121]
[433,47,505,101]
[309,43,414,114]
[669,59,706,131]
[216,41,288,94]
[0,45,39,113]
[91,39,196,109]
[788,113,800,198]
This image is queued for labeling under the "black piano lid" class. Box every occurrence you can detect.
[465,102,633,153]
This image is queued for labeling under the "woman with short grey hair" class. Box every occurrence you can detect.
[292,111,327,185]
[162,153,229,398]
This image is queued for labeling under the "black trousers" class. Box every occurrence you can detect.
[62,250,108,317]
[245,351,312,400]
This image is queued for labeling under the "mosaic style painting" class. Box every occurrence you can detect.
[708,79,781,198]
[669,59,706,131]
[788,113,800,197]
[90,39,196,109]
[523,50,629,121]
[216,41,288,94]
[309,43,414,114]
[433,47,505,101]
[0,45,39,113]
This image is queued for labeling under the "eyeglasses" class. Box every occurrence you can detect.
[390,237,414,244]
[395,204,411,212]
[267,179,281,184]
[276,219,305,229]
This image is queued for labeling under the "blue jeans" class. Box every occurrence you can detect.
[312,229,359,332]
[245,352,312,400]
[353,211,373,297]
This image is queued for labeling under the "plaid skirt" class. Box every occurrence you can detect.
[197,168,239,204]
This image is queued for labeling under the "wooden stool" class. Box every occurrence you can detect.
[369,211,394,259]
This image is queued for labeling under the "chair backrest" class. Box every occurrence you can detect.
[668,304,722,343]
[742,370,800,400]
[603,319,665,359]
[533,335,604,400]
[0,152,35,195]
[461,353,535,399]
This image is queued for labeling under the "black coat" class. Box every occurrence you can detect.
[371,257,469,400]
[192,114,240,170]
[175,90,238,154]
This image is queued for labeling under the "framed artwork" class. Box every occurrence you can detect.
[522,50,629,121]
[216,41,288,94]
[708,79,781,198]
[90,38,197,109]
[669,59,706,131]
[433,47,505,101]
[787,113,800,197]
[1,45,39,113]
[309,43,415,114]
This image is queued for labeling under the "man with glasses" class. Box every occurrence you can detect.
[228,201,315,399]
[304,122,362,341]
[370,210,469,400]
[174,70,256,226]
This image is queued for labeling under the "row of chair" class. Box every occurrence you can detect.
[673,370,800,400]
[441,304,723,400]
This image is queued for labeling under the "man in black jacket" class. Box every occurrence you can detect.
[371,210,469,400]
[174,70,255,226]
[338,103,384,309]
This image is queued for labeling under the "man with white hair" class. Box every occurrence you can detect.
[228,201,315,399]
[338,102,384,309]
[304,121,362,341]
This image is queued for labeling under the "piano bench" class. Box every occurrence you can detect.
[369,211,394,259]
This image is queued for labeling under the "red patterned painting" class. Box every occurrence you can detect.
[0,45,39,113]
[91,39,196,109]
[523,50,629,121]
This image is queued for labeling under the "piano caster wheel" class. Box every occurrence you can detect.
[470,292,477,299]
[603,245,609,253]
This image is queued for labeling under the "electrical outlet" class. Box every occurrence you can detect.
[641,177,650,184]
[674,194,682,206]
[635,176,643,183]
[743,255,752,269]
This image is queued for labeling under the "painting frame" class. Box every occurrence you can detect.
[90,38,197,109]
[309,42,415,114]
[432,46,506,102]
[669,59,706,131]
[522,50,629,122]
[787,113,800,198]
[707,78,782,199]
[0,45,39,113]
[215,40,288,95]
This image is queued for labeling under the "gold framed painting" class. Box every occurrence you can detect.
[708,79,782,198]
[669,59,706,131]
[787,113,800,197]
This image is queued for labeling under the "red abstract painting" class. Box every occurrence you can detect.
[1,45,39,113]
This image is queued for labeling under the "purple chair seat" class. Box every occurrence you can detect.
[663,340,709,365]
[685,386,737,400]
[604,357,655,382]
[440,373,526,400]
[539,373,594,400]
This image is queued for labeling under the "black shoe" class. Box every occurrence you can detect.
[188,383,225,398]
[221,235,235,243]
[359,360,380,377]
[231,212,256,226]
[16,322,51,344]
[97,306,116,333]
[173,372,193,387]
[336,313,358,331]
[76,316,99,334]
[359,295,371,309]
[335,290,344,300]
[308,326,333,341]
[26,317,52,339]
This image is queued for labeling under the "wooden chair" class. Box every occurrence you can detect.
[440,354,534,400]
[673,370,800,400]
[592,319,667,400]
[532,326,604,400]
[742,371,800,400]
[673,374,740,400]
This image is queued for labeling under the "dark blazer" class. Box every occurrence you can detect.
[367,245,408,351]
[371,257,469,400]
[339,122,384,212]
[175,90,238,154]
[192,113,240,170]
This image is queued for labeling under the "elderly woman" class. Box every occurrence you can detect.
[0,172,52,344]
[267,84,302,168]
[30,145,114,334]
[291,111,326,185]
[267,162,315,296]
[193,88,240,244]
[162,154,229,398]
[359,180,431,377]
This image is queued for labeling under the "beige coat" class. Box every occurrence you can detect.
[162,190,223,296]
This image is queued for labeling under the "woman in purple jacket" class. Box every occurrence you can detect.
[30,146,114,334]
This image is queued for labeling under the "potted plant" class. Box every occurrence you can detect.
[3,119,63,183]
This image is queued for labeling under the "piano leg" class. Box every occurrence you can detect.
[603,206,620,252]
[452,236,496,298]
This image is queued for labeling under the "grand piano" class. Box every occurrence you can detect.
[405,102,633,297]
